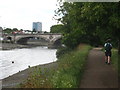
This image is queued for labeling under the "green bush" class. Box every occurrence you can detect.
[111,49,118,70]
[111,49,120,77]
[20,44,91,88]
[56,47,72,58]
[118,55,120,78]
[51,44,92,88]
[20,67,53,88]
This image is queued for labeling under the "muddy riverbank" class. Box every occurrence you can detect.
[1,43,44,50]
[2,62,58,88]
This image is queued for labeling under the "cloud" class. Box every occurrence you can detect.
[0,0,58,31]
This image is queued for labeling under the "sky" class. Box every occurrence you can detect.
[0,0,59,32]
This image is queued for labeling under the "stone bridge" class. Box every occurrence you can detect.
[4,33,62,48]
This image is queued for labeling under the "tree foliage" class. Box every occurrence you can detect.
[55,2,120,53]
[3,28,12,34]
[50,24,64,33]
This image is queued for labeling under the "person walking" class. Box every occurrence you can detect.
[104,39,112,65]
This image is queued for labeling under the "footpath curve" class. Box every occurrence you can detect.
[80,48,118,88]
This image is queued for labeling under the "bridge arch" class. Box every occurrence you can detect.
[7,36,12,41]
[52,37,62,47]
[6,33,63,47]
[16,36,49,45]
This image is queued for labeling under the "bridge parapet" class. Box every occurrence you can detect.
[4,33,62,46]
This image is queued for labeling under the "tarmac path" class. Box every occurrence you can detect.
[80,48,118,88]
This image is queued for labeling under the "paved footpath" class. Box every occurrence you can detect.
[80,48,118,88]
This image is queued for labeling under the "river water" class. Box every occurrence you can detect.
[0,47,57,79]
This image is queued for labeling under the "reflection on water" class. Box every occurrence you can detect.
[0,47,57,79]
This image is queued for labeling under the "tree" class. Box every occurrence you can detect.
[44,31,49,33]
[33,28,36,32]
[3,28,13,34]
[50,24,64,33]
[55,2,120,54]
[13,28,18,31]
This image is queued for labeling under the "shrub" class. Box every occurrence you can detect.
[111,49,119,77]
[20,44,91,88]
[56,47,72,58]
[51,44,91,88]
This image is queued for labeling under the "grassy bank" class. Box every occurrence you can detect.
[111,49,118,69]
[51,44,91,88]
[111,49,120,77]
[102,48,119,76]
[20,44,91,88]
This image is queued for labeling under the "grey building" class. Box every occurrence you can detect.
[32,22,42,32]
[0,27,3,42]
[0,27,3,36]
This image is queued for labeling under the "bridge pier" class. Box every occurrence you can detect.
[48,41,62,49]
[48,44,58,49]
[48,44,62,49]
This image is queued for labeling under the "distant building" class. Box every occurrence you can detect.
[0,27,3,36]
[32,22,42,32]
[0,27,3,41]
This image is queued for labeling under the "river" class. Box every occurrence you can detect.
[0,47,57,79]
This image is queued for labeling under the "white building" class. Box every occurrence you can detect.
[0,27,3,41]
[0,27,3,36]
[32,22,42,32]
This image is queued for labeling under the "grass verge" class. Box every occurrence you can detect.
[111,49,120,78]
[111,49,118,70]
[20,44,91,88]
[51,44,91,88]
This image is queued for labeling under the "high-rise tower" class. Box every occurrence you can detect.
[32,22,42,32]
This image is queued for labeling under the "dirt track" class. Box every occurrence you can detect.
[80,48,118,88]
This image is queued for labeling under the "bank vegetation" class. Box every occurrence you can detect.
[20,44,91,88]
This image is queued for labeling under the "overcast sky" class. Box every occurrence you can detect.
[0,0,59,32]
